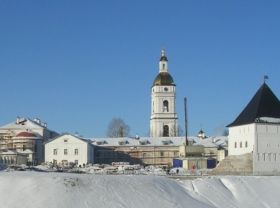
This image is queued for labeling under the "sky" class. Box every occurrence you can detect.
[0,0,280,137]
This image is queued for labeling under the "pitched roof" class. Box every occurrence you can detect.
[0,119,44,130]
[228,83,280,127]
[44,133,91,144]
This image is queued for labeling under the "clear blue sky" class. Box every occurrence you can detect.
[1,1,279,137]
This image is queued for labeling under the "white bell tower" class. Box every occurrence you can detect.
[150,50,178,137]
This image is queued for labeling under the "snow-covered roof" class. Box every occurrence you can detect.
[0,150,18,155]
[1,119,45,130]
[17,149,34,154]
[91,136,228,148]
[45,133,93,145]
[257,117,280,124]
[0,118,58,137]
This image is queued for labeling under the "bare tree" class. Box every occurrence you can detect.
[213,125,228,136]
[106,118,130,137]
[222,128,229,136]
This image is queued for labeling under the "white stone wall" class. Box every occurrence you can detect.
[228,124,255,155]
[45,134,94,166]
[150,85,178,137]
[253,123,280,174]
[229,123,280,174]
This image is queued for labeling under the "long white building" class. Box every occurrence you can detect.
[228,82,280,174]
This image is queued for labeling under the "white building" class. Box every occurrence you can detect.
[13,131,43,164]
[150,50,178,137]
[0,117,58,143]
[0,117,56,165]
[45,134,94,167]
[93,136,227,166]
[0,150,27,165]
[228,83,280,174]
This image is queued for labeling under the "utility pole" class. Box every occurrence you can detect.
[184,97,188,146]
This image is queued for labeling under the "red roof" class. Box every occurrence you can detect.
[16,131,37,138]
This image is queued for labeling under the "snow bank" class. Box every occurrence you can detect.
[179,176,280,208]
[0,172,207,208]
[0,172,280,208]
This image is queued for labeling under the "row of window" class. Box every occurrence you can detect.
[53,148,78,155]
[234,141,248,148]
[257,153,279,162]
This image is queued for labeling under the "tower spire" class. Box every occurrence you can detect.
[161,49,166,57]
[159,49,168,72]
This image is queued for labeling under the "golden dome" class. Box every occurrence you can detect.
[153,72,175,86]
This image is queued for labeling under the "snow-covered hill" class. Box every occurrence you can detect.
[0,172,279,208]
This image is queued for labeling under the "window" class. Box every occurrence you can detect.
[64,149,68,155]
[234,142,237,148]
[74,149,78,155]
[245,141,248,148]
[75,160,78,165]
[163,125,169,137]
[240,142,242,148]
[64,139,68,142]
[53,149,57,155]
[160,151,164,157]
[163,100,169,112]
[53,159,57,165]
[263,153,266,161]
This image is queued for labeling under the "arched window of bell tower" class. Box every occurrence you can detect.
[163,100,169,112]
[163,125,169,137]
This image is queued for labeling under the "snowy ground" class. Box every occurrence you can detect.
[0,171,280,208]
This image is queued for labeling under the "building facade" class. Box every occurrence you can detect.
[150,50,178,137]
[0,117,58,145]
[228,83,280,174]
[45,134,94,166]
[93,136,227,167]
[0,117,56,165]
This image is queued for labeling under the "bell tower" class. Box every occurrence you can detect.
[150,50,178,137]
